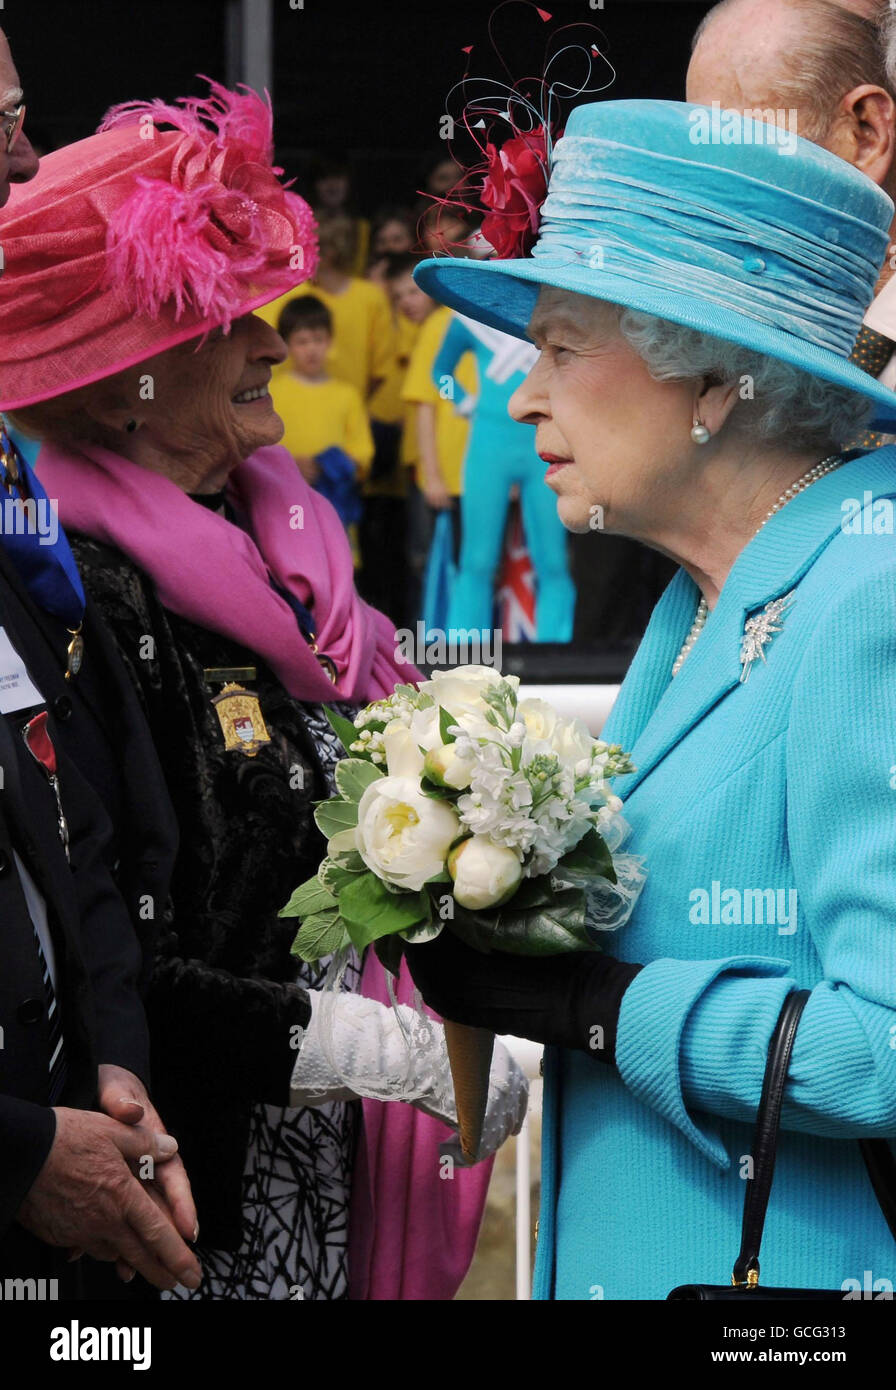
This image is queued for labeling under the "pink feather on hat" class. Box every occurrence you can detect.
[100,78,318,328]
[0,77,320,410]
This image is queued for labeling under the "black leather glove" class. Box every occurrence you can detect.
[404,930,644,1065]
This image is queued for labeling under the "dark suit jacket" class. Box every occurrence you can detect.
[0,543,178,1276]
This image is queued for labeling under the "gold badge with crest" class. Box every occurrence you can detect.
[205,668,271,758]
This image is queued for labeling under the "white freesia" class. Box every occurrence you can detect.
[356,777,460,891]
[449,836,523,910]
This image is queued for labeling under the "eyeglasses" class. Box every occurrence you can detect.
[0,103,26,153]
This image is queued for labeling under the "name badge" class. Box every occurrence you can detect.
[0,626,44,713]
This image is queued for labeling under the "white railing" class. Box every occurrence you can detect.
[497,1035,543,1300]
[498,685,620,1298]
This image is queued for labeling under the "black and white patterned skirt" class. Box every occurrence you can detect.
[165,702,363,1301]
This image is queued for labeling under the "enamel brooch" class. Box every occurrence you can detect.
[204,667,271,757]
[739,590,797,683]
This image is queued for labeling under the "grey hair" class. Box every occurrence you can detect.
[693,0,892,143]
[617,308,874,450]
[880,1,896,91]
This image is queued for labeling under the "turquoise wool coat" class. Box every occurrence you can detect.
[534,447,896,1300]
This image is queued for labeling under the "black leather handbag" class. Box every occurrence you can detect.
[668,988,896,1300]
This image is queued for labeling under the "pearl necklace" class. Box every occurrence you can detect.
[671,454,844,678]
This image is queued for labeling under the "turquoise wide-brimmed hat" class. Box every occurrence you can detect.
[414,99,896,429]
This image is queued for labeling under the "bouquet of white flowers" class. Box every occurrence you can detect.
[281,665,646,1158]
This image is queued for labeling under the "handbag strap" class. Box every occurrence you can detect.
[732,989,896,1287]
[859,1139,896,1243]
[732,988,810,1286]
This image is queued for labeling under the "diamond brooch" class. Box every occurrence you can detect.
[739,590,797,683]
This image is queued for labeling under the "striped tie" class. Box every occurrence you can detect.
[33,926,67,1103]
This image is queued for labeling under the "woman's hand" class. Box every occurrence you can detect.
[288,988,528,1161]
[424,1033,529,1165]
[404,929,644,1065]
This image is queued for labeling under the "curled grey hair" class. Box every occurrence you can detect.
[616,308,874,451]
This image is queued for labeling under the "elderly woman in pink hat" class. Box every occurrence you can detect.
[0,81,526,1302]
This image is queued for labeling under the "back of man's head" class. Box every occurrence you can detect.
[879,5,896,91]
[691,0,890,143]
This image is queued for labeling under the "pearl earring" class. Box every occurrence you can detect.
[691,418,711,445]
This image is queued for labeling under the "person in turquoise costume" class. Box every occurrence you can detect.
[432,311,576,641]
[405,100,896,1298]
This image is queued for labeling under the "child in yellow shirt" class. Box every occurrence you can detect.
[401,303,478,616]
[260,216,394,401]
[357,253,434,625]
[270,296,374,564]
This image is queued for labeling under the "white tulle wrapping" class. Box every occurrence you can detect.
[306,950,529,1161]
[583,851,648,935]
[582,812,648,938]
[313,946,456,1104]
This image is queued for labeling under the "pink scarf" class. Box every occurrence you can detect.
[37,439,412,703]
[38,437,492,1299]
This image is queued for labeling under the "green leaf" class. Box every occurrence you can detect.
[325,706,362,755]
[447,887,596,956]
[419,775,459,802]
[279,875,337,920]
[314,799,359,838]
[319,856,366,895]
[506,877,554,911]
[557,828,617,884]
[399,917,444,944]
[290,910,351,962]
[438,706,458,744]
[326,827,366,871]
[334,757,383,803]
[339,873,431,949]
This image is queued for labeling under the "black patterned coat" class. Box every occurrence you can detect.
[68,530,354,1250]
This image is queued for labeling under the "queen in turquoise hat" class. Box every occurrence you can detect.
[405,100,896,1298]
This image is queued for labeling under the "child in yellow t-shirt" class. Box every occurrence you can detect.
[401,303,478,615]
[356,253,434,626]
[259,215,394,401]
[270,296,374,565]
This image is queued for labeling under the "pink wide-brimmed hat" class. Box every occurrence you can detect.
[0,79,319,410]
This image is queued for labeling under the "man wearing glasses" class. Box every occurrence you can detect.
[0,28,201,1298]
[0,32,37,199]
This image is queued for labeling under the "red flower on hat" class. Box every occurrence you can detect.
[479,129,553,259]
[99,78,318,328]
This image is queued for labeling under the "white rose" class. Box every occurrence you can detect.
[448,836,523,910]
[550,715,595,768]
[408,703,442,754]
[356,777,460,891]
[417,665,518,729]
[383,722,425,778]
[423,743,476,791]
[517,697,559,743]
